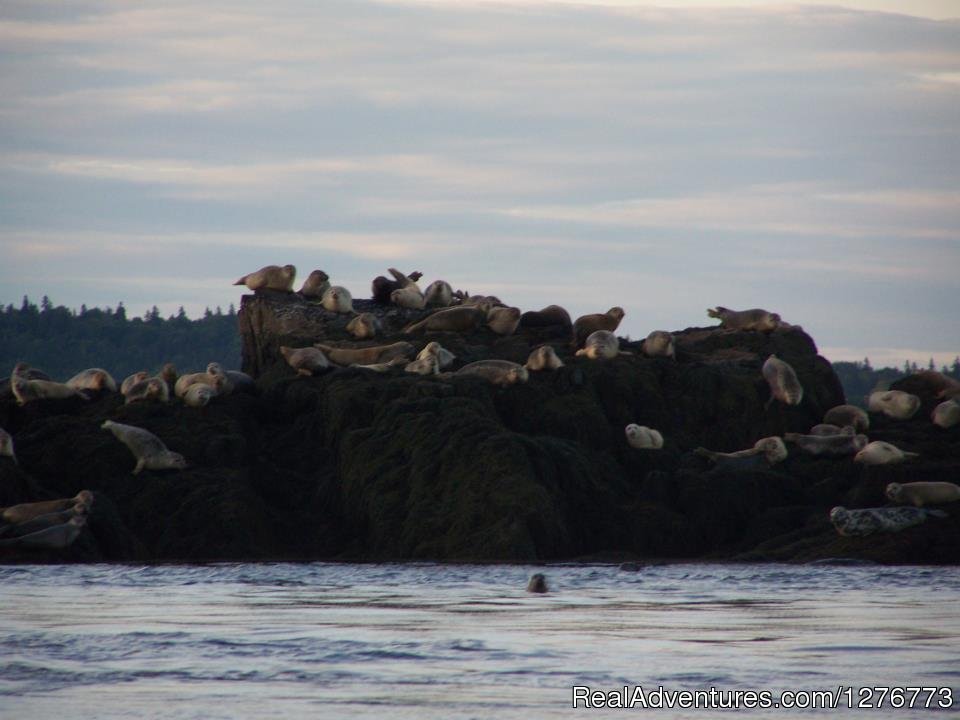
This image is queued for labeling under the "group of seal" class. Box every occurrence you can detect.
[0,491,94,551]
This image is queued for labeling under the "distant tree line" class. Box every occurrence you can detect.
[833,357,960,407]
[0,296,241,381]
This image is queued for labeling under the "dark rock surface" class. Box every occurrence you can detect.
[1,293,957,564]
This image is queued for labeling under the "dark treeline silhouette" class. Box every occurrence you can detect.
[833,357,960,407]
[0,296,241,381]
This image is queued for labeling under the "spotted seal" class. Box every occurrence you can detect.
[233,264,296,292]
[280,346,330,376]
[416,341,455,370]
[576,330,619,360]
[762,354,803,406]
[525,345,564,371]
[102,420,187,475]
[829,505,947,536]
[784,432,868,457]
[642,330,675,359]
[868,390,920,420]
[932,400,960,429]
[322,286,354,314]
[853,441,919,465]
[424,280,453,307]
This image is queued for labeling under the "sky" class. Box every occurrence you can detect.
[1,0,958,368]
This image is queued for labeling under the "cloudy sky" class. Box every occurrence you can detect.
[1,0,958,367]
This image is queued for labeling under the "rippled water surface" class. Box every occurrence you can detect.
[1,562,958,718]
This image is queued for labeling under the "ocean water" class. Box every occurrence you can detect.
[1,562,958,719]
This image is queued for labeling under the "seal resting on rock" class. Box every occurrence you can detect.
[642,330,675,359]
[280,346,330,376]
[66,368,117,393]
[314,341,413,367]
[784,432,867,457]
[868,390,920,420]
[372,269,422,304]
[120,371,150,397]
[403,306,488,334]
[125,377,170,405]
[298,269,330,299]
[346,313,380,340]
[322,286,354,314]
[853,441,919,465]
[486,306,521,336]
[694,436,787,466]
[0,515,86,551]
[830,505,946,537]
[102,420,187,475]
[571,307,624,349]
[174,364,230,398]
[416,341,455,370]
[424,280,453,307]
[454,360,528,386]
[391,285,425,310]
[519,305,572,330]
[1,491,93,525]
[932,400,960,429]
[233,264,296,292]
[625,424,663,450]
[525,345,564,371]
[886,481,960,507]
[762,354,803,406]
[351,357,407,373]
[905,369,960,399]
[576,330,620,360]
[823,404,870,433]
[0,505,86,540]
[526,573,548,593]
[183,382,220,408]
[10,363,88,405]
[404,354,439,376]
[0,427,15,464]
[707,306,781,332]
[809,424,853,436]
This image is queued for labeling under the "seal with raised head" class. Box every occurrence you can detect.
[346,313,380,340]
[571,307,625,349]
[424,280,453,307]
[233,264,296,292]
[403,306,488,334]
[102,420,187,475]
[0,515,87,551]
[830,505,947,537]
[10,364,88,405]
[519,304,572,330]
[391,285,425,310]
[576,330,619,360]
[625,424,664,450]
[0,427,15,464]
[417,341,455,370]
[853,441,919,465]
[707,306,781,332]
[322,286,354,314]
[486,306,521,336]
[66,368,117,393]
[372,269,423,304]
[868,390,920,420]
[175,365,228,398]
[125,377,170,405]
[886,481,960,507]
[121,371,150,397]
[404,354,439,376]
[762,354,803,406]
[454,360,528,386]
[694,436,787,465]
[783,432,868,457]
[280,346,330,376]
[298,269,330,299]
[642,331,675,359]
[525,345,564,371]
[183,381,221,408]
[314,341,413,367]
[1,491,93,525]
[823,404,870,433]
[526,573,548,593]
[932,399,960,429]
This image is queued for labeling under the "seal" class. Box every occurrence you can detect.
[225,369,255,393]
[10,363,88,405]
[391,285,425,310]
[280,346,330,376]
[783,432,867,456]
[823,404,870,433]
[932,399,960,429]
[694,436,787,465]
[183,381,220,408]
[351,357,407,373]
[403,306,488,334]
[519,305,572,330]
[0,505,86,540]
[0,491,93,525]
[346,313,380,340]
[66,368,117,393]
[525,345,564,371]
[886,481,960,507]
[233,264,296,292]
[526,573,548,593]
[298,269,330,299]
[486,306,521,336]
[576,330,619,360]
[762,354,803,406]
[642,331,675,359]
[706,306,781,332]
[853,441,918,465]
[417,341,456,370]
[205,363,234,395]
[125,377,170,405]
[161,363,178,393]
[372,269,423,304]
[905,369,960,399]
[829,505,946,537]
[457,293,502,307]
[424,280,453,307]
[625,424,664,450]
[868,390,920,420]
[454,360,529,386]
[313,341,413,367]
[571,307,625,349]
[809,423,853,436]
[404,355,439,375]
[0,427,15,464]
[322,286,354,314]
[0,515,86,551]
[121,371,150,397]
[101,420,188,475]
[174,365,229,398]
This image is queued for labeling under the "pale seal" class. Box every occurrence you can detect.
[526,573,549,593]
[313,341,413,367]
[642,331,675,359]
[886,481,960,507]
[762,354,803,406]
[125,377,170,405]
[694,436,787,465]
[66,368,117,393]
[853,441,919,465]
[346,313,380,340]
[784,432,868,456]
[1,491,94,525]
[404,354,439,375]
[350,357,407,373]
[706,306,781,332]
[298,269,330,299]
[455,360,529,386]
[829,505,946,537]
[486,306,521,336]
[868,390,920,420]
[322,286,354,314]
[403,306,488,334]
[391,285,425,310]
[372,269,423,304]
[424,280,454,307]
[0,427,15,464]
[932,399,960,429]
[417,341,456,370]
[102,420,187,475]
[525,345,564,371]
[576,330,619,360]
[120,371,150,397]
[233,264,296,292]
[823,404,870,433]
[519,305,572,330]
[174,364,229,398]
[183,382,220,408]
[0,515,86,551]
[571,307,625,349]
[280,346,330,376]
[10,363,88,405]
[625,424,664,450]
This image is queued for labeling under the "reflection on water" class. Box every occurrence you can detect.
[1,563,958,718]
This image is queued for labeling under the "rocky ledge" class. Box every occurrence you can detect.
[1,293,957,564]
